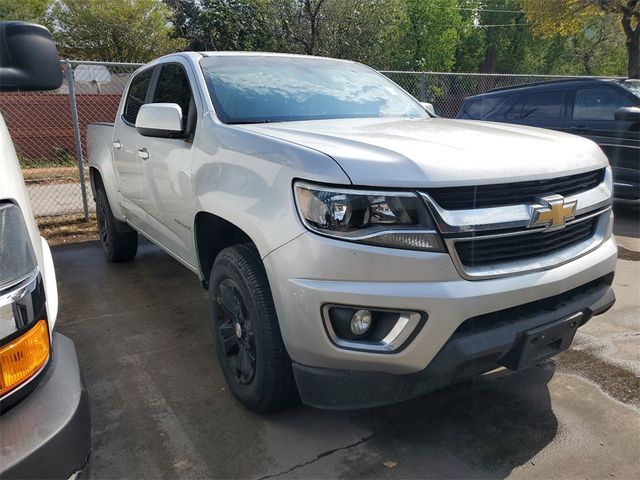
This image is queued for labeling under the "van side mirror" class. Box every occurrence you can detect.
[614,106,640,121]
[135,103,186,138]
[420,102,436,115]
[0,22,63,92]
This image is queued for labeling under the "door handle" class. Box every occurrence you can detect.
[570,125,590,132]
[137,148,149,160]
[113,140,122,149]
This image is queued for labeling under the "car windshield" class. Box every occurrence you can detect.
[620,80,640,98]
[200,55,427,124]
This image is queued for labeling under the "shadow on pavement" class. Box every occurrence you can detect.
[53,241,559,479]
[266,366,558,479]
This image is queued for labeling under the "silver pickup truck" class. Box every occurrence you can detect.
[88,52,617,412]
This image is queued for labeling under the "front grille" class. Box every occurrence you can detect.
[455,216,599,267]
[428,169,605,210]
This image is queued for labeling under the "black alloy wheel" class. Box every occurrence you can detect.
[216,278,256,385]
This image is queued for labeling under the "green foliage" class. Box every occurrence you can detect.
[0,0,52,25]
[4,0,630,76]
[375,0,464,70]
[165,0,286,51]
[453,0,627,76]
[306,0,394,63]
[523,0,638,77]
[154,0,634,76]
[49,0,186,62]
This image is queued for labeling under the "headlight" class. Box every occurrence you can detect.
[294,182,444,251]
[0,203,37,292]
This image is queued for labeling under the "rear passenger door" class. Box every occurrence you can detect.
[503,90,571,132]
[136,61,200,268]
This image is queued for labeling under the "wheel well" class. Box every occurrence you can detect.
[89,167,134,234]
[89,167,103,196]
[195,212,255,289]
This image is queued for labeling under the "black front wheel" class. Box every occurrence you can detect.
[210,244,297,413]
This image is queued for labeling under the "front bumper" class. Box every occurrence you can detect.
[293,277,614,409]
[0,333,91,479]
[264,232,617,378]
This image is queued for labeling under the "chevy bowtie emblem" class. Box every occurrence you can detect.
[529,194,577,232]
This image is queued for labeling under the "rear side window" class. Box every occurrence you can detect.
[123,69,153,124]
[153,64,193,122]
[505,91,566,121]
[460,97,505,119]
[573,87,634,120]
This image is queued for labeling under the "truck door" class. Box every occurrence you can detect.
[112,66,155,222]
[136,61,199,267]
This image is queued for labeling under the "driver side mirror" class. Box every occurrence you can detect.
[0,22,62,92]
[420,102,436,115]
[614,106,640,121]
[135,103,186,138]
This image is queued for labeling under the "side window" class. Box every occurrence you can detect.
[123,68,153,124]
[463,97,505,119]
[507,91,566,121]
[573,87,634,120]
[153,64,193,124]
[504,96,524,120]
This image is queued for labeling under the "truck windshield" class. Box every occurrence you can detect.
[200,56,427,124]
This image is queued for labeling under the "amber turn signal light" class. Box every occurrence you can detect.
[0,319,50,396]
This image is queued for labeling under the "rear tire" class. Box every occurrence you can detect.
[95,187,138,262]
[210,244,297,413]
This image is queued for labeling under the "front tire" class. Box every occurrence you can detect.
[95,187,138,262]
[210,244,297,413]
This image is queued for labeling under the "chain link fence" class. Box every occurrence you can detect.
[380,71,606,118]
[0,60,142,227]
[0,60,613,234]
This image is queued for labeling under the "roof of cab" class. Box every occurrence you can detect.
[467,77,627,100]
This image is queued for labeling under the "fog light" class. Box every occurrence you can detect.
[350,310,372,336]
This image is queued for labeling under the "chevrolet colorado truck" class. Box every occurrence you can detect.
[0,23,91,478]
[88,52,617,412]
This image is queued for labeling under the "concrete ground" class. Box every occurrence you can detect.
[53,207,639,480]
[27,182,95,217]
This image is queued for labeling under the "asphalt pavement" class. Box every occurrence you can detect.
[53,207,639,479]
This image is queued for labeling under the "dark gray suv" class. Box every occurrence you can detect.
[457,78,640,203]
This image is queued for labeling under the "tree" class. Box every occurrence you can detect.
[524,0,639,78]
[164,0,296,52]
[279,0,328,55]
[316,0,392,64]
[164,0,206,49]
[0,0,52,24]
[377,0,464,71]
[274,0,393,62]
[455,0,534,73]
[49,0,186,62]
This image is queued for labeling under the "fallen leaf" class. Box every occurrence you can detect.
[383,460,398,469]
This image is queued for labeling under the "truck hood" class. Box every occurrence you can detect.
[236,117,608,187]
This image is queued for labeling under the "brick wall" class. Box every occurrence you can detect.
[0,93,120,163]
